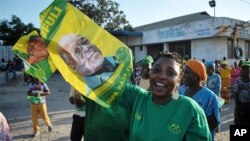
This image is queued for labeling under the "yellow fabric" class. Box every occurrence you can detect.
[39,1,132,107]
[12,31,57,82]
[31,103,52,131]
[221,61,228,65]
[220,68,232,79]
[186,59,207,81]
[221,78,231,104]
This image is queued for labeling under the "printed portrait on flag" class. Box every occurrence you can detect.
[58,34,117,77]
[27,35,49,65]
[12,31,57,82]
[40,0,132,107]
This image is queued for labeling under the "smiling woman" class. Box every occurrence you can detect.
[117,51,212,141]
[180,59,220,141]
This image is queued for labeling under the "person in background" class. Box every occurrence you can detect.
[232,61,250,125]
[180,59,220,141]
[0,112,13,141]
[13,55,23,71]
[133,63,141,85]
[205,61,223,133]
[118,52,211,141]
[69,87,85,141]
[219,61,232,104]
[202,58,206,64]
[5,60,16,80]
[137,55,154,90]
[231,61,241,97]
[23,73,33,86]
[223,57,227,61]
[0,58,7,71]
[238,59,243,67]
[205,61,222,97]
[214,60,221,75]
[27,77,53,137]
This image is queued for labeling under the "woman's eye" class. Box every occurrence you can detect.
[167,71,176,77]
[151,68,161,73]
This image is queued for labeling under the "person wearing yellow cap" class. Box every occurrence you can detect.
[232,61,250,125]
[219,60,233,104]
[179,59,220,141]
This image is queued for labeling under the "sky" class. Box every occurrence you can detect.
[0,0,249,28]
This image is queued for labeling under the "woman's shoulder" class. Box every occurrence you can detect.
[125,83,149,95]
[200,87,215,95]
[199,87,218,102]
[177,96,205,112]
[213,73,221,78]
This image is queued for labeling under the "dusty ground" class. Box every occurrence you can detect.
[0,71,234,141]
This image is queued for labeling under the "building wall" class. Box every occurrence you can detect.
[0,46,15,61]
[134,45,147,63]
[115,17,250,66]
[136,18,219,45]
[192,37,226,61]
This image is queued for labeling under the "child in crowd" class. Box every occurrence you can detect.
[27,77,53,137]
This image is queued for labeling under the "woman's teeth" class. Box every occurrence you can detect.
[155,82,166,87]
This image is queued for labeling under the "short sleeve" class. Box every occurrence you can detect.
[42,83,49,92]
[185,101,212,141]
[118,84,147,111]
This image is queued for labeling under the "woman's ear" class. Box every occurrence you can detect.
[178,72,183,84]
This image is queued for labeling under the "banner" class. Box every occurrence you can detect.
[40,0,133,107]
[12,30,57,82]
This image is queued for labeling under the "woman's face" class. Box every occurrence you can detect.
[141,64,150,77]
[241,66,250,79]
[206,66,214,75]
[183,66,197,86]
[150,57,181,98]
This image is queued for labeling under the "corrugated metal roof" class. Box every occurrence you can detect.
[134,11,213,31]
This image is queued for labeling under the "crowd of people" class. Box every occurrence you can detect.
[1,46,250,141]
[1,55,25,81]
[130,55,250,141]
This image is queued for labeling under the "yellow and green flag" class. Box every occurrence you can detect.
[12,30,57,82]
[40,0,133,107]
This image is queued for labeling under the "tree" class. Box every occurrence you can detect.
[0,15,38,45]
[67,0,133,31]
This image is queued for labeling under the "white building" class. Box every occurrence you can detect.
[0,46,15,61]
[113,11,250,65]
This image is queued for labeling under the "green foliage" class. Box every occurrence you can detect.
[67,0,133,30]
[0,15,38,45]
[0,1,133,45]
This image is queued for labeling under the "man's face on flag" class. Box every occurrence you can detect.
[27,37,49,64]
[58,34,104,76]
